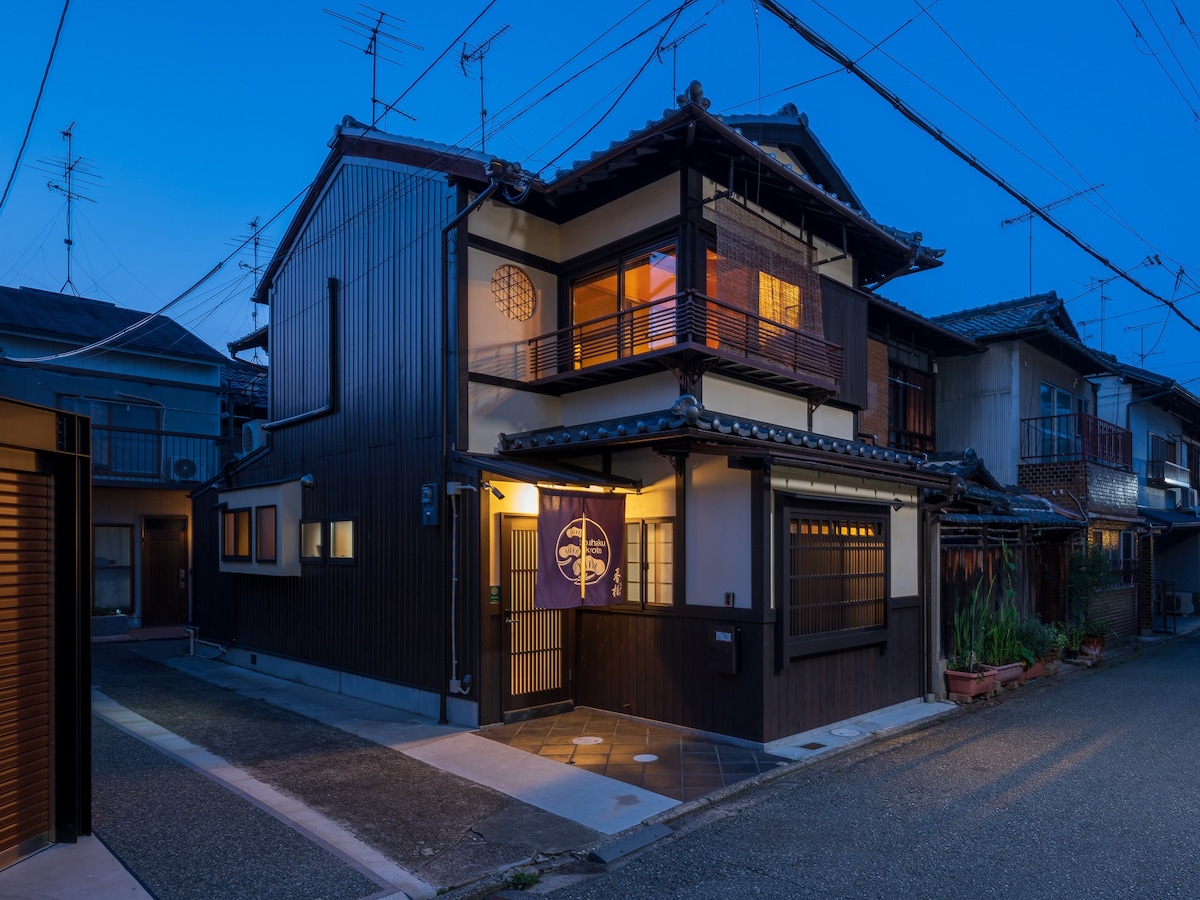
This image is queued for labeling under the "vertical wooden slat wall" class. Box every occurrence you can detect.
[0,471,51,862]
[195,160,455,691]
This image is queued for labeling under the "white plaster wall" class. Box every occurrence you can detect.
[770,468,919,598]
[217,480,303,577]
[687,455,752,608]
[466,383,561,455]
[469,197,561,261]
[559,176,680,260]
[559,372,681,424]
[701,374,854,439]
[465,248,558,381]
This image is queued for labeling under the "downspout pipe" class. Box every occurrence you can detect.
[439,165,505,725]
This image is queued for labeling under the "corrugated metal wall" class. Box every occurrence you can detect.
[194,160,457,690]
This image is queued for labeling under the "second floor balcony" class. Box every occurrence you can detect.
[525,291,843,395]
[92,426,222,487]
[1019,412,1132,470]
[1147,457,1191,488]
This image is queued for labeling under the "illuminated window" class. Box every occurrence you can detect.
[300,520,324,562]
[625,519,674,608]
[783,503,887,652]
[330,519,356,562]
[222,508,251,561]
[256,506,277,563]
[758,272,801,337]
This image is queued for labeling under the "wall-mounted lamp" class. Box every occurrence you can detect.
[891,497,904,511]
[300,474,315,490]
[447,481,504,500]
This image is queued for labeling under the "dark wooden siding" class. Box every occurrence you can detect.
[821,277,868,409]
[192,160,456,692]
[576,595,922,744]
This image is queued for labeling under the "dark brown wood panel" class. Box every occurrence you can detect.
[0,469,51,861]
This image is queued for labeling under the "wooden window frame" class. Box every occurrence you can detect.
[624,517,675,611]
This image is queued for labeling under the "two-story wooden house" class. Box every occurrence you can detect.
[192,93,967,745]
[1094,362,1200,628]
[934,292,1140,642]
[0,286,225,628]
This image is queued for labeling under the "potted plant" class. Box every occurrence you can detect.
[1067,544,1111,659]
[945,576,996,699]
[1080,617,1109,662]
[1015,616,1054,682]
[982,599,1025,688]
[1060,620,1083,660]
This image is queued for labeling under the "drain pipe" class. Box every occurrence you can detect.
[439,164,508,725]
[184,625,226,660]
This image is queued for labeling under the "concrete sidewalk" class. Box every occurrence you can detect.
[12,620,1193,899]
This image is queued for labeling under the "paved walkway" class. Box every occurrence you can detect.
[9,621,1194,899]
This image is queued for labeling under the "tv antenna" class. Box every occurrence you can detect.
[1001,183,1104,296]
[34,123,100,296]
[1124,320,1165,367]
[230,216,275,364]
[656,23,706,103]
[324,4,421,127]
[461,25,509,152]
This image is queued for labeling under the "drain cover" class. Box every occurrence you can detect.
[799,742,826,751]
[632,753,658,762]
[572,736,604,745]
[830,727,860,737]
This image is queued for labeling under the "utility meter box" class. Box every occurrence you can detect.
[709,625,739,674]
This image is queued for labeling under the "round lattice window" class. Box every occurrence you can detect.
[492,265,536,321]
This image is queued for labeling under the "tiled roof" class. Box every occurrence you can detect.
[0,286,225,363]
[221,356,267,405]
[932,291,1078,341]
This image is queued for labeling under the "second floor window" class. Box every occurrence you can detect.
[887,341,934,454]
[60,396,162,476]
[570,245,677,367]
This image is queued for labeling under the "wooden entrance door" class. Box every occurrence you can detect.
[141,516,188,626]
[500,515,570,712]
[0,469,52,864]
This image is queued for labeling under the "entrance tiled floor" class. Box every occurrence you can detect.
[478,708,790,803]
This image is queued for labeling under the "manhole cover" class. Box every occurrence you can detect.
[830,727,861,737]
[572,736,604,745]
[632,753,658,762]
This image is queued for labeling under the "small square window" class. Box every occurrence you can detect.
[330,519,355,563]
[300,520,324,562]
[222,508,251,561]
[256,506,277,563]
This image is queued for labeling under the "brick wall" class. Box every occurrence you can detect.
[861,338,889,445]
[1017,460,1137,518]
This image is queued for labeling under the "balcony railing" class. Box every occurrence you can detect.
[1147,457,1191,488]
[92,426,222,485]
[1019,412,1132,470]
[527,291,843,389]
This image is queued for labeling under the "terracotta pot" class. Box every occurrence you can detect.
[945,668,996,699]
[982,662,1024,688]
[1020,660,1045,683]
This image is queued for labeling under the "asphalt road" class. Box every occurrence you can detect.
[543,634,1200,899]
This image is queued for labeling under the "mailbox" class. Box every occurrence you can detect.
[710,625,740,674]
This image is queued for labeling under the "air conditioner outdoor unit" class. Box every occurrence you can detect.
[242,419,268,455]
[1187,488,1200,509]
[167,456,206,483]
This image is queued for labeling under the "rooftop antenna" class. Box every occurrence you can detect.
[1001,183,1104,296]
[461,25,509,152]
[35,123,100,296]
[1124,321,1164,367]
[324,4,422,128]
[656,23,706,104]
[230,216,275,364]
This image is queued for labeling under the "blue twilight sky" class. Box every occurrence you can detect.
[3,0,1200,388]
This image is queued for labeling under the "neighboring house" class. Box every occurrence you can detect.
[219,354,268,465]
[0,286,226,627]
[0,396,91,864]
[934,292,1140,641]
[193,91,969,746]
[1094,362,1200,626]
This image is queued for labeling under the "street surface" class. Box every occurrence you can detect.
[544,634,1200,898]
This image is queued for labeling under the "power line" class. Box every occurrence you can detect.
[758,0,1200,337]
[0,0,71,218]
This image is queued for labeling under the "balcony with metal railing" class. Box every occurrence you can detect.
[1018,413,1132,470]
[1146,457,1191,488]
[525,290,843,394]
[92,426,223,487]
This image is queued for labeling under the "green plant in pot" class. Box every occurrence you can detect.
[983,600,1026,687]
[946,576,996,698]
